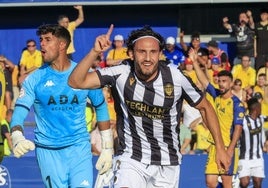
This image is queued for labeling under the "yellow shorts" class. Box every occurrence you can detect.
[205,145,238,175]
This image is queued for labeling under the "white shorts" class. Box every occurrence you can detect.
[237,158,265,178]
[112,155,180,188]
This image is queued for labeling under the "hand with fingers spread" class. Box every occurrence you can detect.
[188,48,198,62]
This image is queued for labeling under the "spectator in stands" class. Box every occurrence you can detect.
[207,40,231,71]
[254,8,268,71]
[245,86,255,104]
[163,36,185,68]
[257,56,268,79]
[91,123,102,156]
[91,120,118,156]
[0,109,13,160]
[102,86,116,125]
[238,97,266,188]
[254,73,266,97]
[182,57,200,87]
[190,120,211,155]
[179,123,192,155]
[85,101,96,133]
[181,101,202,154]
[190,49,245,188]
[106,34,129,66]
[232,78,246,103]
[0,62,5,121]
[222,10,255,68]
[19,39,43,85]
[180,31,209,69]
[231,55,256,90]
[207,57,223,88]
[58,5,84,59]
[10,24,111,188]
[0,55,15,112]
[69,24,231,188]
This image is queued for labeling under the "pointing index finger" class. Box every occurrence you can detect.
[106,24,114,39]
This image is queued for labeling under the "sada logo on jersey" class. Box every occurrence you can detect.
[0,165,11,188]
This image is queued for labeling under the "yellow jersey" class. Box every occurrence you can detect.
[232,64,256,89]
[20,49,43,71]
[106,47,128,61]
[0,68,5,120]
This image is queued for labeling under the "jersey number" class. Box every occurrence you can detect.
[46,176,52,188]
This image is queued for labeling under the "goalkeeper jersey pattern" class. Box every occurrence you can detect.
[12,61,107,148]
[96,60,203,165]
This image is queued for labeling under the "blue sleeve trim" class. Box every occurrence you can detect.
[14,103,31,111]
[206,83,220,99]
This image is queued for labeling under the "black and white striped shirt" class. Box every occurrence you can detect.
[239,115,265,160]
[97,60,203,165]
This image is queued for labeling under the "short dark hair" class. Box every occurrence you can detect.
[191,31,200,40]
[57,14,68,22]
[36,24,71,49]
[258,73,266,78]
[247,97,260,113]
[253,92,263,100]
[126,25,165,52]
[26,39,36,45]
[217,70,233,80]
[234,78,242,85]
[260,8,268,14]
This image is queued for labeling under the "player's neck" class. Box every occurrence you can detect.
[260,20,268,25]
[221,90,232,99]
[50,58,71,72]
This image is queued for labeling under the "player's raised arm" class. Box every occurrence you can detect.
[68,24,114,89]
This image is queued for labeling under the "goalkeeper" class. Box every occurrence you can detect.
[10,24,113,188]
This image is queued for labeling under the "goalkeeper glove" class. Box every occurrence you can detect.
[94,169,114,188]
[11,130,35,158]
[96,129,114,175]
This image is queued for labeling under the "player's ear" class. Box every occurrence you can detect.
[60,40,68,51]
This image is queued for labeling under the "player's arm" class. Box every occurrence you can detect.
[179,30,188,52]
[222,17,232,30]
[189,48,209,89]
[228,101,245,154]
[73,5,84,27]
[180,137,191,155]
[0,56,15,72]
[2,126,13,151]
[246,10,255,29]
[227,124,242,157]
[24,66,38,74]
[10,106,35,158]
[195,97,231,172]
[227,102,245,156]
[69,24,114,89]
